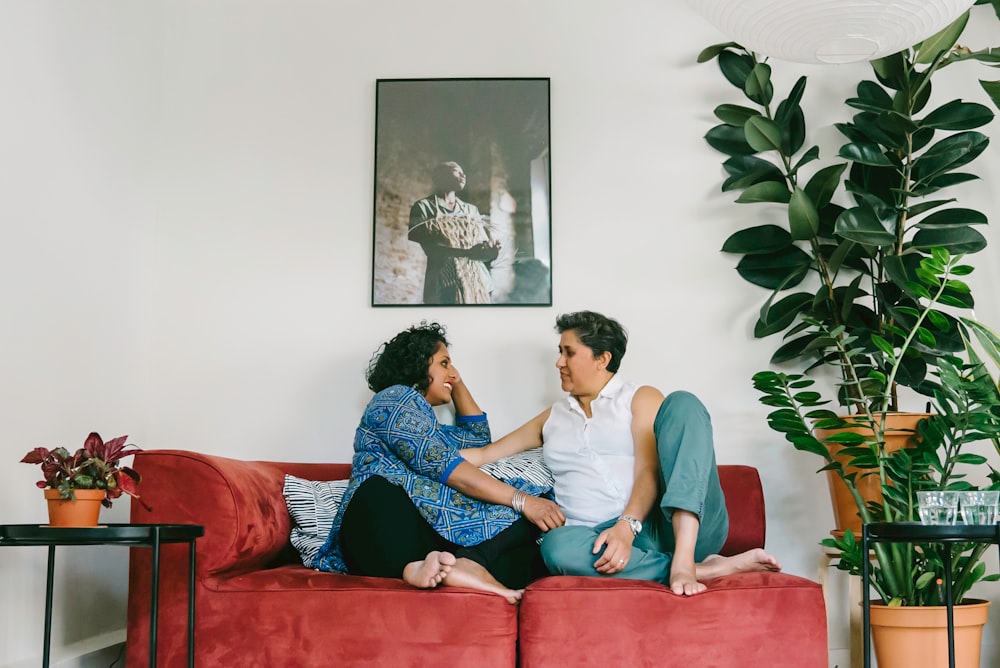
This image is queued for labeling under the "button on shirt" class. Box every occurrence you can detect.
[542,375,640,526]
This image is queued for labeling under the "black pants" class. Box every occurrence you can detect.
[339,475,546,589]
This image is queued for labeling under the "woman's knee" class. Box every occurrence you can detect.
[540,526,596,575]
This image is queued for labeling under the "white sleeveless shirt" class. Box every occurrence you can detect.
[542,375,639,525]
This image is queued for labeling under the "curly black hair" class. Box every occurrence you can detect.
[366,322,450,393]
[555,311,628,373]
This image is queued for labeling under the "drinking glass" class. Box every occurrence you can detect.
[958,490,999,525]
[916,490,959,525]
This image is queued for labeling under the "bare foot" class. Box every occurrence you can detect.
[669,559,706,596]
[668,549,780,596]
[441,558,524,604]
[402,550,456,589]
[696,548,782,581]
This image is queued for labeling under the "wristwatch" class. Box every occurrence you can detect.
[618,515,643,536]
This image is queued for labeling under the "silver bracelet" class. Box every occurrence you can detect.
[511,489,527,514]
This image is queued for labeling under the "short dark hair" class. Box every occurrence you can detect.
[555,311,628,373]
[366,322,449,393]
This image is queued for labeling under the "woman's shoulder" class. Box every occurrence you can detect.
[367,385,430,412]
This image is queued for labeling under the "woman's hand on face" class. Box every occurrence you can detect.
[592,522,635,574]
[522,495,565,532]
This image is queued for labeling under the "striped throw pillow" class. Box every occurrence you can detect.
[283,475,348,569]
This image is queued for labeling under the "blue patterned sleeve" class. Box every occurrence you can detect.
[371,387,466,483]
[443,412,492,448]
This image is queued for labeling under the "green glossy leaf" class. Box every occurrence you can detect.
[835,207,896,246]
[912,132,990,182]
[906,199,954,218]
[745,116,783,152]
[912,172,980,197]
[756,292,813,337]
[718,49,755,90]
[705,124,755,156]
[736,180,791,203]
[721,225,792,255]
[804,163,848,210]
[744,62,774,106]
[911,227,988,253]
[697,42,741,63]
[771,333,820,363]
[921,100,994,130]
[872,54,906,90]
[914,11,969,64]
[736,246,811,289]
[721,155,785,191]
[774,76,807,155]
[792,145,821,173]
[913,208,987,228]
[878,111,919,135]
[715,103,761,126]
[788,187,819,240]
[839,142,895,166]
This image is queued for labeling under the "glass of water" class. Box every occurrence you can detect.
[958,490,1000,525]
[916,490,960,525]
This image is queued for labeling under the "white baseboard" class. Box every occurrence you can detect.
[4,629,125,668]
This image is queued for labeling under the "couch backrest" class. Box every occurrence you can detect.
[130,451,765,573]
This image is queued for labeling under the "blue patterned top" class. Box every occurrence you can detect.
[313,385,545,573]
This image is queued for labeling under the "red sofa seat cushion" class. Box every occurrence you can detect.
[518,572,827,667]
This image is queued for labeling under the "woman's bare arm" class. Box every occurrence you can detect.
[460,409,551,466]
[445,459,565,531]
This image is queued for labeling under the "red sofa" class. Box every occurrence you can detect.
[126,450,827,667]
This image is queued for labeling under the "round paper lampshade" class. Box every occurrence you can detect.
[687,0,976,64]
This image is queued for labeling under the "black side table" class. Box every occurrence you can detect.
[861,522,1000,668]
[0,523,203,668]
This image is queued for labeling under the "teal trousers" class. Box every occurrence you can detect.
[539,391,730,583]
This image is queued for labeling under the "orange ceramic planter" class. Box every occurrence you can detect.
[44,488,105,527]
[814,412,928,537]
[870,599,989,668]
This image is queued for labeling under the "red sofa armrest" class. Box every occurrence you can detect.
[129,449,351,576]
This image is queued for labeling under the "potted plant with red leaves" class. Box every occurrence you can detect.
[21,432,146,526]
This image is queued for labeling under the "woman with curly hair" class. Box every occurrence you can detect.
[313,322,564,603]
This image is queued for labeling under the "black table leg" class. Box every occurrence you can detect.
[944,545,955,668]
[150,526,161,668]
[862,526,871,668]
[188,538,196,668]
[43,545,55,668]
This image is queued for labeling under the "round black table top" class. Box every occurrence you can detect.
[0,523,204,546]
[865,521,999,542]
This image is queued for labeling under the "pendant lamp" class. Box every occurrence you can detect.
[686,0,976,64]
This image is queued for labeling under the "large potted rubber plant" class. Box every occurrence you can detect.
[699,4,1000,666]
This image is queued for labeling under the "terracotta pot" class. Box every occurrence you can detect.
[870,599,989,668]
[44,488,106,527]
[814,412,929,538]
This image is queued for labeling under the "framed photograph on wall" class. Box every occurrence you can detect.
[371,78,552,306]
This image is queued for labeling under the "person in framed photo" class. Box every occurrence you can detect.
[408,161,501,305]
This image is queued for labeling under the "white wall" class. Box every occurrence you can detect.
[2,1,999,666]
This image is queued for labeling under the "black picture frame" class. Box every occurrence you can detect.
[371,78,552,307]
